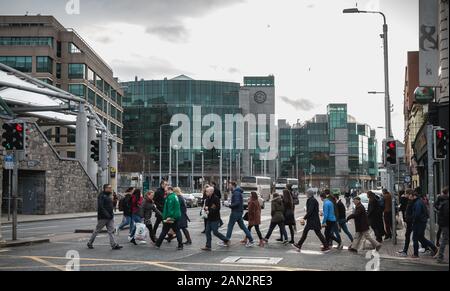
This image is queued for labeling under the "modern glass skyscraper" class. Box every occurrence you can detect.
[278,104,378,192]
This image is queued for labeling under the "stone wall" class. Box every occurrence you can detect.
[1,119,98,214]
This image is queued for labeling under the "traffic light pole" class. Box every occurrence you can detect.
[427,124,436,243]
[12,150,19,241]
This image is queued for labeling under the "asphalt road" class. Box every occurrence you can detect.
[0,196,447,271]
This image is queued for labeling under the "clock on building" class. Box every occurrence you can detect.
[254,91,267,104]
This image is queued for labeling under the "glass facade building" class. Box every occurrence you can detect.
[121,76,243,188]
[278,104,378,192]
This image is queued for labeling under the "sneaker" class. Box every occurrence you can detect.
[321,246,331,252]
[289,240,295,244]
[292,243,302,252]
[217,241,230,247]
[282,240,289,245]
[348,248,358,253]
[183,241,192,245]
[336,243,344,250]
[87,243,94,249]
[419,248,426,253]
[245,241,255,248]
[130,238,137,245]
[112,245,123,250]
[177,245,184,251]
[397,251,407,257]
[201,247,212,251]
[276,238,283,242]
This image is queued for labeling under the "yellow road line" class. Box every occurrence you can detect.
[25,256,67,271]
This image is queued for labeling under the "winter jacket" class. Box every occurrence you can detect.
[119,193,132,217]
[247,198,261,226]
[438,197,449,227]
[434,195,449,213]
[336,200,347,220]
[177,195,190,229]
[304,196,321,231]
[97,191,114,220]
[141,198,161,225]
[271,196,285,224]
[367,197,384,229]
[162,192,181,221]
[283,199,296,226]
[322,198,337,224]
[229,187,244,213]
[412,198,429,224]
[205,195,221,222]
[347,203,369,233]
[404,199,415,224]
[154,187,166,211]
[131,194,143,215]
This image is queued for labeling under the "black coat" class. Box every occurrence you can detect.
[213,186,222,200]
[177,195,190,229]
[97,192,114,220]
[336,200,346,220]
[367,198,384,228]
[205,195,221,222]
[347,203,370,233]
[303,197,321,231]
[154,187,166,212]
[283,200,296,226]
[438,197,449,227]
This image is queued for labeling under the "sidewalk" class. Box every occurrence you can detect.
[1,211,122,225]
[369,226,449,267]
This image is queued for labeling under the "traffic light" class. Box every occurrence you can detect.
[2,122,25,150]
[385,140,397,165]
[433,127,448,160]
[90,140,99,162]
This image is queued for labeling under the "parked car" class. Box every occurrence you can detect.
[182,194,198,208]
[192,193,204,207]
[242,191,265,210]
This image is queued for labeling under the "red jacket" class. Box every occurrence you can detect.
[131,195,143,215]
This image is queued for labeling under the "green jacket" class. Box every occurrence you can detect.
[162,192,181,221]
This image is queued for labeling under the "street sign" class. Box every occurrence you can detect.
[3,155,14,170]
[404,175,412,183]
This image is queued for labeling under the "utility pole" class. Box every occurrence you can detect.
[427,124,436,242]
[12,150,19,241]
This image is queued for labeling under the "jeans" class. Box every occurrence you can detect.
[118,215,131,230]
[156,222,183,247]
[265,222,288,241]
[437,227,449,260]
[88,219,118,248]
[206,220,228,248]
[413,222,436,256]
[325,221,341,245]
[129,214,143,238]
[338,219,354,242]
[226,212,254,242]
[297,227,327,248]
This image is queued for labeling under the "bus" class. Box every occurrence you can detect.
[275,178,299,195]
[240,176,272,201]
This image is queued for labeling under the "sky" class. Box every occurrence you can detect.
[0,0,419,152]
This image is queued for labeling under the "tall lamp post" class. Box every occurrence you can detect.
[344,7,396,245]
[159,123,176,183]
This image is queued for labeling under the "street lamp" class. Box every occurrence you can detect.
[159,123,176,183]
[343,7,392,140]
[200,150,204,189]
[173,145,180,187]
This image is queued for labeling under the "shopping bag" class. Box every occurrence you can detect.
[134,223,147,242]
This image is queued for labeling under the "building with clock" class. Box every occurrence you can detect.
[120,75,276,191]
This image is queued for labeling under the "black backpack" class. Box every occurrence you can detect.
[119,195,131,212]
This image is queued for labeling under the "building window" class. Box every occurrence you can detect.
[55,127,61,143]
[96,94,104,111]
[68,84,86,98]
[67,151,76,158]
[0,37,53,47]
[96,75,104,92]
[36,56,53,73]
[88,88,95,105]
[68,42,82,53]
[67,128,76,143]
[68,63,85,79]
[56,63,61,79]
[87,67,95,85]
[57,41,62,58]
[0,56,32,72]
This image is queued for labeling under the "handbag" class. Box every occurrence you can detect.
[200,200,208,219]
[243,212,249,221]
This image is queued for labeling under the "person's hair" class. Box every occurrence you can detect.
[442,186,449,195]
[324,189,330,195]
[320,192,327,199]
[160,180,167,187]
[282,189,293,208]
[354,197,361,201]
[146,190,154,196]
[206,186,215,194]
[132,189,141,199]
[286,184,293,191]
[399,190,405,195]
[173,187,182,195]
[306,189,314,197]
[103,184,111,191]
[166,186,173,192]
[126,187,134,193]
[272,192,279,198]
[405,189,414,195]
[367,191,375,201]
[211,181,217,186]
[229,181,237,188]
[251,191,258,201]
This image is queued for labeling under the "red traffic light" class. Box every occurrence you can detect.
[15,123,23,132]
[387,141,396,149]
[436,130,444,140]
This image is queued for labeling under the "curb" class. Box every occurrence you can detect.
[1,212,123,225]
[0,238,50,248]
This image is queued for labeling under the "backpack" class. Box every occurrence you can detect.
[119,195,131,212]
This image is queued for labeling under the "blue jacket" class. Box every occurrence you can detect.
[229,187,244,213]
[322,198,337,224]
[412,198,429,224]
